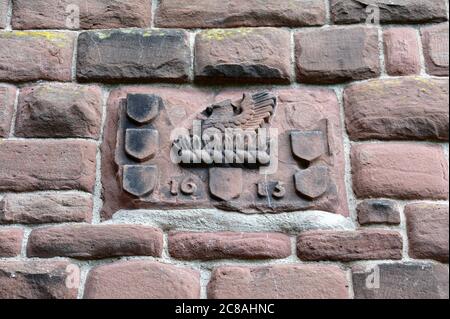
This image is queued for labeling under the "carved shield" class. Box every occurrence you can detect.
[294,165,330,199]
[209,167,242,201]
[291,131,326,162]
[126,94,161,124]
[123,165,158,197]
[125,129,159,162]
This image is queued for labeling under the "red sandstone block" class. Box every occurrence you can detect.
[0,31,75,82]
[0,85,16,137]
[169,232,291,260]
[297,230,403,261]
[0,0,7,29]
[208,265,349,299]
[27,225,163,260]
[84,261,200,299]
[12,0,151,30]
[0,228,23,257]
[295,26,380,84]
[383,28,421,76]
[351,143,449,199]
[421,23,449,76]
[0,140,97,193]
[15,83,103,139]
[0,193,93,224]
[0,261,78,299]
[344,77,449,141]
[406,203,449,262]
[155,0,326,28]
[195,28,291,83]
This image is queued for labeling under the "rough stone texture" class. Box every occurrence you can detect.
[357,200,400,225]
[113,210,355,234]
[0,85,16,137]
[421,24,449,76]
[0,193,93,224]
[0,0,7,29]
[383,28,421,76]
[405,204,449,262]
[15,83,103,139]
[351,143,449,200]
[0,261,78,299]
[169,232,291,260]
[344,77,449,141]
[155,0,326,28]
[12,0,151,30]
[0,228,23,257]
[331,0,448,24]
[208,265,349,299]
[77,30,190,83]
[353,263,449,299]
[0,31,75,82]
[84,261,200,299]
[195,28,291,83]
[0,140,97,193]
[27,225,163,260]
[297,230,403,261]
[295,26,380,84]
[101,87,349,220]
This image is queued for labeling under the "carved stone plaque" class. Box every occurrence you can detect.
[101,87,348,220]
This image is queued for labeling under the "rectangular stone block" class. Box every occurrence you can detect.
[12,0,151,30]
[208,265,349,299]
[15,83,103,139]
[383,28,421,76]
[155,0,326,28]
[101,87,348,220]
[0,140,97,193]
[0,0,7,29]
[76,29,190,83]
[0,85,16,137]
[421,23,449,76]
[351,143,449,199]
[0,193,93,224]
[357,199,401,225]
[344,77,449,141]
[0,228,23,257]
[0,31,75,82]
[195,28,291,83]
[331,0,448,24]
[295,26,380,84]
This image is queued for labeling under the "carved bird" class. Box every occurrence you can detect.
[201,92,277,132]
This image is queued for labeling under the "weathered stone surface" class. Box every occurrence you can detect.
[101,87,348,220]
[295,165,330,199]
[122,165,158,197]
[0,31,75,82]
[297,230,403,261]
[195,28,291,83]
[295,26,380,84]
[209,168,243,201]
[0,0,7,29]
[15,83,103,139]
[357,200,400,225]
[0,193,93,224]
[406,204,449,262]
[84,261,200,299]
[353,263,449,299]
[0,261,78,299]
[0,85,16,137]
[77,30,190,83]
[331,0,448,24]
[351,143,449,199]
[344,77,449,141]
[421,24,449,76]
[208,265,349,299]
[169,232,291,260]
[383,28,420,76]
[156,0,326,28]
[0,228,23,257]
[27,225,163,260]
[0,140,97,193]
[125,129,159,162]
[12,0,151,30]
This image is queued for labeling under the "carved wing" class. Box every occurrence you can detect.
[203,92,276,132]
